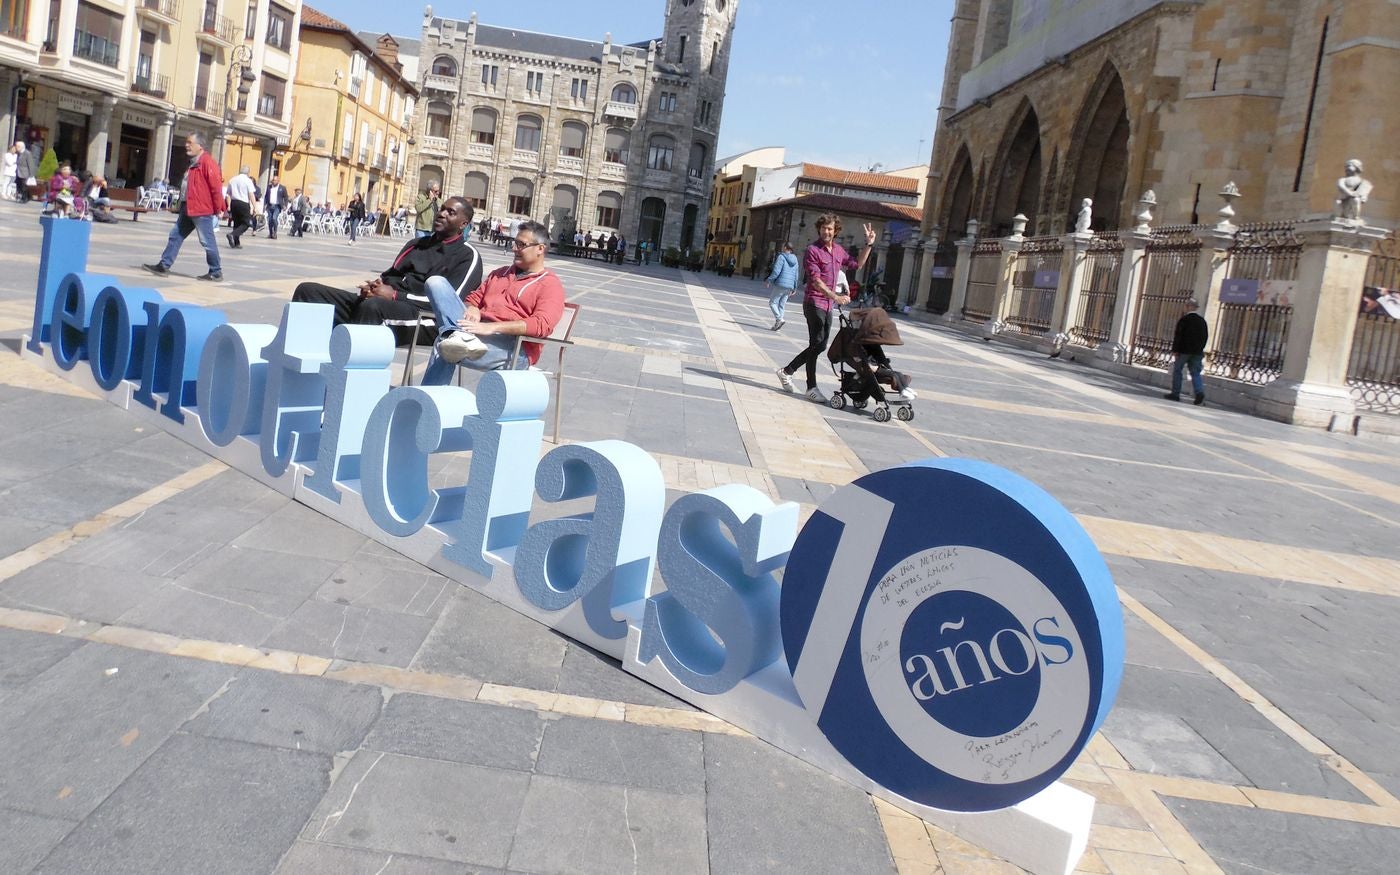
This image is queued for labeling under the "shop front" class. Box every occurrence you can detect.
[114,106,159,187]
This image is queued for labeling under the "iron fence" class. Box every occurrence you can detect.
[1204,223,1304,385]
[963,240,1001,323]
[1348,230,1400,413]
[1131,225,1202,368]
[925,240,957,314]
[1004,236,1063,335]
[1068,232,1123,348]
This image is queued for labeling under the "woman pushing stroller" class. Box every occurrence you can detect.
[825,306,918,421]
[776,214,876,403]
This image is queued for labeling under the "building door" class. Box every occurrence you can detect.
[639,197,666,249]
[680,203,699,255]
[117,124,151,186]
[55,110,89,170]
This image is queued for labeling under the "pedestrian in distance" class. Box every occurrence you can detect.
[765,242,799,331]
[1,143,17,201]
[142,134,225,281]
[415,182,441,239]
[347,192,366,246]
[225,165,258,249]
[14,142,37,203]
[289,188,309,237]
[1163,299,1209,405]
[263,175,287,238]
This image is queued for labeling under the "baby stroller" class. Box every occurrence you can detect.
[825,307,916,422]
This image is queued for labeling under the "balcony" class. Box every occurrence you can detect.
[358,147,369,164]
[197,10,237,46]
[603,100,638,121]
[600,162,626,181]
[137,0,180,25]
[510,149,540,169]
[191,87,224,116]
[422,74,458,94]
[419,135,449,156]
[555,155,583,175]
[132,73,170,98]
[686,173,706,194]
[73,32,120,67]
[467,142,493,161]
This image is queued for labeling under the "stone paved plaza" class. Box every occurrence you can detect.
[1,201,1399,874]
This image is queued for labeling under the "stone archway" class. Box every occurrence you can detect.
[942,144,975,241]
[1065,64,1130,231]
[989,103,1043,237]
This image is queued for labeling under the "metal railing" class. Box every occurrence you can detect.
[925,240,957,314]
[1223,222,1303,283]
[139,0,180,17]
[962,240,1002,323]
[1204,223,1304,385]
[191,88,224,115]
[1348,230,1400,413]
[1131,225,1203,368]
[132,73,170,97]
[1005,236,1063,335]
[1069,232,1123,348]
[200,8,237,43]
[73,31,120,67]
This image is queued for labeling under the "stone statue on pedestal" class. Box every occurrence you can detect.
[1335,159,1372,223]
[1074,198,1093,234]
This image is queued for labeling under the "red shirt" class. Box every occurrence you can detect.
[465,265,566,365]
[181,151,225,217]
[803,241,857,312]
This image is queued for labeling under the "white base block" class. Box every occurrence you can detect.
[1257,378,1356,428]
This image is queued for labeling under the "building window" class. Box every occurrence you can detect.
[595,190,622,228]
[688,142,707,179]
[266,3,292,51]
[559,121,586,158]
[525,70,544,96]
[658,91,677,113]
[698,100,714,125]
[677,34,687,63]
[469,108,496,145]
[604,128,629,165]
[431,55,456,77]
[73,1,121,67]
[426,101,452,139]
[256,73,286,118]
[709,39,718,74]
[508,178,533,215]
[244,2,256,39]
[3,0,30,39]
[570,77,588,100]
[610,82,636,104]
[480,64,498,89]
[647,135,674,172]
[463,172,489,210]
[514,114,542,152]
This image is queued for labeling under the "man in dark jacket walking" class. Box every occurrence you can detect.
[143,133,225,281]
[1164,299,1209,405]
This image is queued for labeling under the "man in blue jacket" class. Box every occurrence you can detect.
[764,242,800,330]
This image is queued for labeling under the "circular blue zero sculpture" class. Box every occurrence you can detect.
[780,458,1124,812]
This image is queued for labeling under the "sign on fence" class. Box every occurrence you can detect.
[1219,278,1259,304]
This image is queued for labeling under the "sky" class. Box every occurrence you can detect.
[312,0,951,172]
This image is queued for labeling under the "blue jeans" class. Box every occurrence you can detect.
[1171,353,1204,396]
[420,276,528,385]
[159,212,221,275]
[769,286,794,321]
[265,204,281,236]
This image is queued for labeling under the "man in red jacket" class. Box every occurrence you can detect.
[143,133,226,281]
[420,218,565,385]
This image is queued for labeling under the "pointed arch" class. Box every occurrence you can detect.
[940,144,976,241]
[1063,62,1131,231]
[989,99,1044,236]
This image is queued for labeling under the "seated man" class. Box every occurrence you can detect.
[420,219,565,385]
[291,197,482,327]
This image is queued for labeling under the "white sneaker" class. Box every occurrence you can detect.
[806,388,826,403]
[899,387,918,401]
[438,331,488,363]
[776,368,794,392]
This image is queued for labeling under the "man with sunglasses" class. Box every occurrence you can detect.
[289,196,482,327]
[420,219,565,384]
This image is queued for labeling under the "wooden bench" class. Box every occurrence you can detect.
[107,187,150,221]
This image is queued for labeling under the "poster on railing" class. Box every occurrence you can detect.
[1362,286,1400,320]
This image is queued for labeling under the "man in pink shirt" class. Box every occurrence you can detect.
[777,214,876,401]
[421,218,566,384]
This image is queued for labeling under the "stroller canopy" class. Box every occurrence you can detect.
[851,308,904,346]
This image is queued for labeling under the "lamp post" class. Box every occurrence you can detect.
[219,44,257,163]
[297,117,311,193]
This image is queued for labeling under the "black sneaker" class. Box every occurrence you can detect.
[226,233,235,248]
[1194,393,1206,406]
[197,272,223,282]
[142,262,169,276]
[1162,392,1180,401]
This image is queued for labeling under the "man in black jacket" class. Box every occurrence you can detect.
[263,176,288,238]
[290,197,482,327]
[1164,299,1209,405]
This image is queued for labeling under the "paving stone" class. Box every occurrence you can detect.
[59,504,268,578]
[0,805,75,873]
[363,692,545,771]
[411,586,567,691]
[553,641,694,710]
[314,544,454,618]
[234,500,370,561]
[261,597,440,668]
[34,733,328,875]
[184,669,383,754]
[536,715,705,795]
[274,841,477,874]
[0,559,169,624]
[1101,706,1248,784]
[508,774,708,875]
[704,732,895,874]
[302,751,529,868]
[0,642,234,820]
[1180,718,1369,802]
[0,627,84,691]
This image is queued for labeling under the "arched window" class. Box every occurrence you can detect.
[688,142,708,179]
[560,121,587,158]
[610,82,636,104]
[595,190,622,229]
[508,178,534,215]
[647,134,674,172]
[552,184,578,217]
[514,114,542,152]
[463,172,489,210]
[426,101,452,139]
[604,128,630,165]
[469,108,497,145]
[431,55,457,77]
[418,164,444,193]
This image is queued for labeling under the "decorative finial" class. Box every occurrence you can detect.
[1134,190,1156,234]
[1215,182,1240,233]
[964,218,979,240]
[1011,214,1028,239]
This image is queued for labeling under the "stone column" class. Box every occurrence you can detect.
[896,236,919,310]
[1258,220,1387,427]
[86,96,117,177]
[873,230,891,288]
[915,234,941,310]
[151,112,175,184]
[945,234,977,323]
[1097,231,1152,362]
[987,233,1023,338]
[1191,227,1236,330]
[1045,231,1094,350]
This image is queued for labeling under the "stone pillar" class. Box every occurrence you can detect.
[987,233,1023,338]
[1191,227,1235,330]
[1097,231,1152,362]
[873,230,891,288]
[86,96,117,177]
[896,236,919,309]
[945,234,977,323]
[151,112,175,184]
[1258,220,1387,427]
[0,69,15,149]
[1046,231,1094,350]
[916,234,942,310]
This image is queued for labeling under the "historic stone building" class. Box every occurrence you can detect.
[919,0,1399,254]
[407,0,737,251]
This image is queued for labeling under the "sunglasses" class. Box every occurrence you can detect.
[512,239,543,250]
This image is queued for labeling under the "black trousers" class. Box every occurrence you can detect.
[784,300,833,391]
[291,283,419,327]
[230,200,253,243]
[290,210,306,236]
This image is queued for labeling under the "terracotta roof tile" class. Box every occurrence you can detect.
[749,192,922,223]
[300,5,351,32]
[800,163,920,194]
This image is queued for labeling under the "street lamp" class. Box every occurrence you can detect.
[219,44,256,162]
[297,118,312,191]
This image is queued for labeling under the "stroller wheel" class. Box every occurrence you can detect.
[828,393,847,410]
[896,405,914,422]
[873,406,891,423]
[853,399,867,410]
